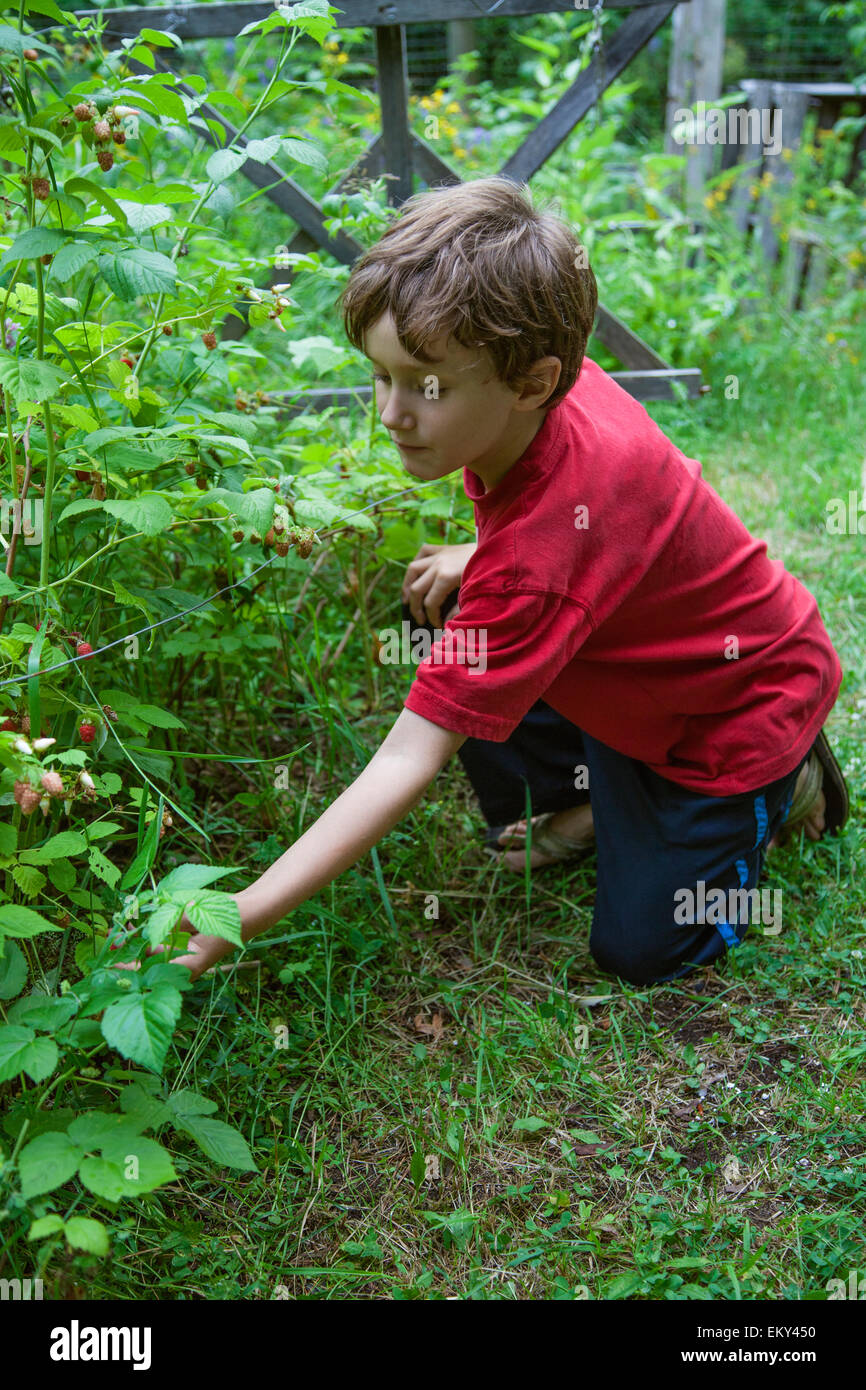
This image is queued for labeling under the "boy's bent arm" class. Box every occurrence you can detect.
[224,709,466,952]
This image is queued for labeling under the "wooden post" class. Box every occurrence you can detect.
[447,18,476,79]
[665,0,727,217]
[376,25,413,206]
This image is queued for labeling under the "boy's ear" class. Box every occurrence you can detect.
[515,355,562,409]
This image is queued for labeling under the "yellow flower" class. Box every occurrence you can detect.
[336,52,348,64]
[420,96,432,110]
[454,147,466,159]
[644,203,659,220]
[782,147,793,161]
[703,194,715,209]
[446,101,460,114]
[849,353,860,364]
[817,126,836,141]
[826,332,836,343]
[325,40,339,51]
[806,196,817,210]
[761,170,774,187]
[433,89,445,102]
[750,182,760,199]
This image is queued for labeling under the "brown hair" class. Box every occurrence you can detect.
[338,175,598,411]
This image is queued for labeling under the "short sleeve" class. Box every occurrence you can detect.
[402,588,593,741]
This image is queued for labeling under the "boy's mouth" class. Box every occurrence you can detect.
[395,441,426,453]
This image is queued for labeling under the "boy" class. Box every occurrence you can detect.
[171,176,848,986]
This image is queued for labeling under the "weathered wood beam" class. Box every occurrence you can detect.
[221,135,387,341]
[132,60,364,264]
[500,2,679,183]
[73,1,691,43]
[270,368,704,414]
[376,25,412,205]
[593,305,669,371]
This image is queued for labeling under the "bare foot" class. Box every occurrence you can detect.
[767,762,826,851]
[498,803,595,871]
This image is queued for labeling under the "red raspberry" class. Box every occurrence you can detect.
[40,771,64,797]
[79,721,97,743]
[13,781,40,815]
[73,102,92,121]
[120,356,134,368]
[1,717,17,731]
[184,461,197,475]
[74,468,90,482]
[96,150,114,172]
[76,641,94,658]
[201,331,217,351]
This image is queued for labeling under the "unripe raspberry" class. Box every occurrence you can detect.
[202,331,217,350]
[76,641,94,658]
[14,780,40,815]
[20,713,30,735]
[112,128,126,145]
[162,323,173,335]
[32,177,50,201]
[79,721,96,743]
[23,48,38,60]
[41,253,53,265]
[73,102,92,121]
[96,150,114,172]
[101,705,118,723]
[264,528,275,548]
[195,476,208,490]
[275,540,289,557]
[297,537,313,559]
[74,468,90,482]
[41,770,64,797]
[185,461,197,475]
[93,119,111,142]
[232,529,244,543]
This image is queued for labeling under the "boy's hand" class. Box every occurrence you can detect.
[111,918,234,982]
[402,542,477,626]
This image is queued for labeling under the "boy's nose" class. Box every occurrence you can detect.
[379,390,413,431]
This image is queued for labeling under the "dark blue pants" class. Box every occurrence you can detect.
[401,593,809,986]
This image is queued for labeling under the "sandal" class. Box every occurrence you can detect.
[484,809,594,863]
[773,729,849,847]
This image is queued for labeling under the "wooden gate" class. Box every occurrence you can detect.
[78,0,704,407]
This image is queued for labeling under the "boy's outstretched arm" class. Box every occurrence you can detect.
[170,709,467,978]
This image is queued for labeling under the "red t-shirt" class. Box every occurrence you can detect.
[403,356,842,795]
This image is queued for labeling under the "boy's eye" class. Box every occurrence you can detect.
[372,372,446,395]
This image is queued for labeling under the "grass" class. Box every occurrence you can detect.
[35,291,866,1306]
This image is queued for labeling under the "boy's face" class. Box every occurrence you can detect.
[363,311,560,493]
